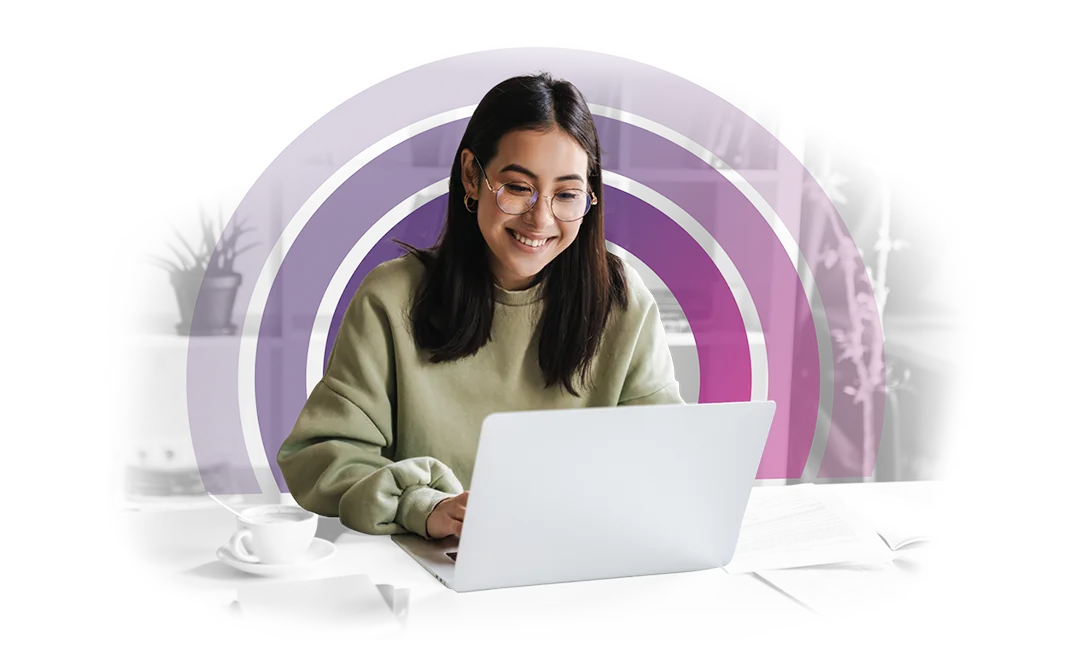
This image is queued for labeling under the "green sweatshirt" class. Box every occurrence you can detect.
[277,253,684,538]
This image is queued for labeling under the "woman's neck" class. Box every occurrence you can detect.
[491,263,538,292]
[496,275,538,292]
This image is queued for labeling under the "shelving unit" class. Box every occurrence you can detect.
[665,331,766,348]
[597,91,805,408]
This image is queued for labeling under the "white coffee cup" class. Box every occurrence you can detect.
[223,504,318,565]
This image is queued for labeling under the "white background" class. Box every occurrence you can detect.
[2,0,1078,651]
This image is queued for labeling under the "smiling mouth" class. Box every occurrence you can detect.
[507,229,555,249]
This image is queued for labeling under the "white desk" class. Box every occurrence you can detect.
[116,481,940,642]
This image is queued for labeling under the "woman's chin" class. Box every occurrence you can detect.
[491,240,564,287]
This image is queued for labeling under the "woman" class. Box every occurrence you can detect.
[278,72,683,541]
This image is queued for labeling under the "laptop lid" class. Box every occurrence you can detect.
[450,401,776,592]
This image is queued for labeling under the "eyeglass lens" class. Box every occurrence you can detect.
[495,182,590,222]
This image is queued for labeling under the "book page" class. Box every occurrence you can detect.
[828,481,942,550]
[724,484,895,574]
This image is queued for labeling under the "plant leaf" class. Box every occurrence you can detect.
[200,212,217,254]
[842,341,864,361]
[823,249,838,269]
[225,224,256,245]
[145,255,181,274]
[232,213,248,229]
[198,205,220,272]
[231,243,258,259]
[171,224,202,264]
[167,243,192,270]
[134,258,178,273]
[838,241,858,260]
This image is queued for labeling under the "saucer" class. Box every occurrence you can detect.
[216,538,337,576]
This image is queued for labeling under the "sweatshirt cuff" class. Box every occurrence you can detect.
[396,485,457,538]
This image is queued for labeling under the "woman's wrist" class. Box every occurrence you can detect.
[397,485,453,538]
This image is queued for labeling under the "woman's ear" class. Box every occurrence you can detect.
[460,149,477,198]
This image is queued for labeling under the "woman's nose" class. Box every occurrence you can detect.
[525,198,557,229]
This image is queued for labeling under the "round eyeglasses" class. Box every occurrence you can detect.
[474,159,596,223]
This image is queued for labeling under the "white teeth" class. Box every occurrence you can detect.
[512,231,548,248]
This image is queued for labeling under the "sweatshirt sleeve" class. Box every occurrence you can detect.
[618,270,686,406]
[276,272,463,537]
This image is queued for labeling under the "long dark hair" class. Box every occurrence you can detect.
[398,72,627,397]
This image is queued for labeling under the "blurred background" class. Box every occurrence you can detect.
[121,90,958,510]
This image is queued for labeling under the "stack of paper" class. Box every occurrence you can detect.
[725,483,939,616]
[723,484,896,574]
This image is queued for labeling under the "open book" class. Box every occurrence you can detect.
[723,483,936,574]
[827,481,939,550]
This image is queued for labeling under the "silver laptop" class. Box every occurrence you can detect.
[391,400,776,593]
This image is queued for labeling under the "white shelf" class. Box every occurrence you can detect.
[666,331,765,347]
[131,334,281,350]
[621,168,779,184]
[119,493,245,512]
[666,333,694,346]
[131,313,266,344]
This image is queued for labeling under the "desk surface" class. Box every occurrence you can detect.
[116,481,942,641]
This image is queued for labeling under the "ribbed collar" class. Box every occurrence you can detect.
[494,280,544,306]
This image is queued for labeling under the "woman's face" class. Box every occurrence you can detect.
[462,128,590,291]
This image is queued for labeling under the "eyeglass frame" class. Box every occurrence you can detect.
[471,156,597,223]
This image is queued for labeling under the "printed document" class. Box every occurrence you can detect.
[724,484,895,574]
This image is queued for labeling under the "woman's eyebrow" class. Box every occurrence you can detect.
[498,163,584,184]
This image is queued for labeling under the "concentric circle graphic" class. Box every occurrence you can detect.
[186,48,885,494]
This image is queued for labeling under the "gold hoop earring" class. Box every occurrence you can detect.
[464,195,478,213]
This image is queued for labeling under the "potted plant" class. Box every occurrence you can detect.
[149,207,257,336]
[801,153,913,480]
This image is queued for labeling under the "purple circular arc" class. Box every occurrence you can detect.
[320,188,754,401]
[297,117,820,483]
[186,48,884,493]
[255,120,760,492]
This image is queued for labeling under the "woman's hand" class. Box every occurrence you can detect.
[426,491,469,539]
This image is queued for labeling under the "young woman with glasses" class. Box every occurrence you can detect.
[277,72,683,540]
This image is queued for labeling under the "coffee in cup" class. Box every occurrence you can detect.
[223,504,318,565]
